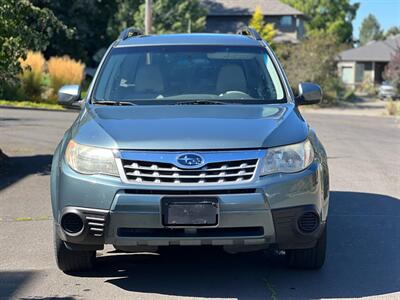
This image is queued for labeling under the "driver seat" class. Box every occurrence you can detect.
[216,64,247,94]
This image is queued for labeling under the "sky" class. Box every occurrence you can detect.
[351,0,400,39]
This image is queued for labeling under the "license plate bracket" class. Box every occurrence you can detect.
[161,197,219,226]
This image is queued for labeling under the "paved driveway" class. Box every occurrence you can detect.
[0,107,399,299]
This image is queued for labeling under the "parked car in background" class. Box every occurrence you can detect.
[379,81,398,100]
[51,27,330,273]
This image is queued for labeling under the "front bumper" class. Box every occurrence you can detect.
[54,161,328,251]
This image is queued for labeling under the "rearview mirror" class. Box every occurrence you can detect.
[296,83,322,105]
[58,85,81,106]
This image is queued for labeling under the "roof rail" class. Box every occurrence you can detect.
[237,27,262,41]
[119,27,144,40]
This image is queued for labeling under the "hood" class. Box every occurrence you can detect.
[72,103,308,150]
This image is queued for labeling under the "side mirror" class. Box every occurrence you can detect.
[58,85,81,106]
[296,82,322,105]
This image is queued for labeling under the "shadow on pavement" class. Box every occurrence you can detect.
[66,191,400,299]
[0,117,23,122]
[0,154,52,191]
[0,271,33,299]
[0,271,77,299]
[0,116,38,128]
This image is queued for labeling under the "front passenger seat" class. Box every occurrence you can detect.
[216,64,247,94]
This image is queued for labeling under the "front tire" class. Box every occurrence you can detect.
[54,224,95,272]
[286,224,327,270]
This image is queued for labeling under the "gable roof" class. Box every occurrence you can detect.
[338,35,400,62]
[202,0,304,16]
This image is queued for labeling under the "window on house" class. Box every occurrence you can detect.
[341,67,353,84]
[364,62,372,71]
[355,63,365,83]
[280,16,292,27]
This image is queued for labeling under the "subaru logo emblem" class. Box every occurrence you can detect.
[176,153,205,168]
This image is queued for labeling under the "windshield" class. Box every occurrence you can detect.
[93,45,285,104]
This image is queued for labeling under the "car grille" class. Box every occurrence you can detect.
[121,159,258,184]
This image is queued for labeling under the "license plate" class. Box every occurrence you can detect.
[162,197,218,226]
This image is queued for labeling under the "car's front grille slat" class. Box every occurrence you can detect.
[125,172,254,179]
[121,158,258,185]
[123,164,257,172]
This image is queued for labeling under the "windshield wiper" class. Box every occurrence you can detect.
[94,100,136,106]
[175,100,229,105]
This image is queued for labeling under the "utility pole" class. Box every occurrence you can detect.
[145,0,152,35]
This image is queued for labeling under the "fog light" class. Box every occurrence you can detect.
[61,213,84,234]
[297,212,319,233]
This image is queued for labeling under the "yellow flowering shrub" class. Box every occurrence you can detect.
[19,51,46,100]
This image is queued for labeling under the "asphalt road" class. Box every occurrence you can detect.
[0,107,399,300]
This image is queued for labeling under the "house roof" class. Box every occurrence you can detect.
[338,35,400,62]
[202,0,304,16]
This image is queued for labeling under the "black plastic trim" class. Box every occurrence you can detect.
[118,227,264,238]
[57,207,109,246]
[271,205,325,250]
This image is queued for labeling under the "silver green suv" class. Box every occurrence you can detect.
[51,28,329,272]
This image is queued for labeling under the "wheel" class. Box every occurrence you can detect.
[53,224,95,272]
[286,224,327,270]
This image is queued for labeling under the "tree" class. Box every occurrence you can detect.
[31,0,118,66]
[385,26,400,38]
[133,0,206,34]
[249,7,276,45]
[107,0,142,40]
[0,0,66,158]
[0,0,67,96]
[385,47,400,93]
[359,14,383,45]
[281,0,359,44]
[276,33,345,104]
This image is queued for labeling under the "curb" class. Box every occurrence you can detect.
[0,105,78,113]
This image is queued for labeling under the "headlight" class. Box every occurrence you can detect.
[65,140,119,176]
[260,139,314,176]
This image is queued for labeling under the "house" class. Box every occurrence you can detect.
[201,0,305,43]
[337,35,400,88]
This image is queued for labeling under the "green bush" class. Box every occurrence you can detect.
[323,78,346,105]
[275,33,346,105]
[0,0,67,99]
[343,89,356,102]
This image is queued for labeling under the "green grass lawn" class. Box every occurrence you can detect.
[0,100,65,110]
